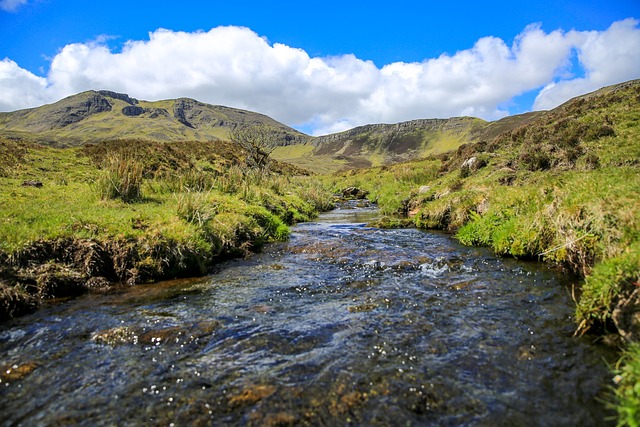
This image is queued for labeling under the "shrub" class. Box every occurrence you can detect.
[97,153,144,202]
[520,148,552,171]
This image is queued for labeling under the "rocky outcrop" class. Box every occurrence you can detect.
[53,93,112,128]
[173,99,196,128]
[148,108,170,118]
[122,106,145,116]
[98,90,139,105]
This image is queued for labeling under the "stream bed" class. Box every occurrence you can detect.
[0,202,615,426]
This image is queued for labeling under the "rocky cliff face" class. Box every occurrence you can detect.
[97,90,139,105]
[53,93,113,128]
[311,117,487,159]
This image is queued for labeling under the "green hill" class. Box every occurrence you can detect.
[328,79,640,424]
[0,90,309,147]
[1,89,546,173]
[273,113,546,173]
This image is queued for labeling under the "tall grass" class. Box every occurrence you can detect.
[97,153,144,202]
[175,191,217,226]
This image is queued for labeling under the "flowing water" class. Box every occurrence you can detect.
[0,202,615,426]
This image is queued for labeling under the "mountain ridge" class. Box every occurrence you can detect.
[0,90,310,147]
[1,80,638,173]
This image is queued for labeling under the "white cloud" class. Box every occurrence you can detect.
[0,0,28,12]
[534,19,640,110]
[1,20,639,135]
[0,58,48,110]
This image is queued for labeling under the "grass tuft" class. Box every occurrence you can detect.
[97,152,144,202]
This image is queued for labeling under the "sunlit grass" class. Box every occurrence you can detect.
[331,81,640,426]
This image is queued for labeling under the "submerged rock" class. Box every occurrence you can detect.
[228,384,276,408]
[0,361,38,383]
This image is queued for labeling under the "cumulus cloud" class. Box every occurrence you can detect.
[0,0,28,12]
[0,58,48,110]
[534,18,640,110]
[1,20,639,135]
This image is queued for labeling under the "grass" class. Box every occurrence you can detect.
[613,343,640,426]
[0,138,334,320]
[96,152,144,202]
[328,80,640,425]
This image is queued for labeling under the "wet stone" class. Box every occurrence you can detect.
[0,361,38,383]
[227,384,276,409]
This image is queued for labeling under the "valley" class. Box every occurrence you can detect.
[0,79,639,424]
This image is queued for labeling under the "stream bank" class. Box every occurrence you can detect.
[0,201,616,425]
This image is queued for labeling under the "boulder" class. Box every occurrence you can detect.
[461,157,477,170]
[121,106,145,116]
[341,187,369,199]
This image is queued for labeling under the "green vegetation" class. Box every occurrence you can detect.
[613,343,640,426]
[96,152,144,202]
[1,80,639,425]
[0,90,310,147]
[327,80,640,425]
[0,137,333,320]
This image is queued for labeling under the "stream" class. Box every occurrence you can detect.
[0,202,615,426]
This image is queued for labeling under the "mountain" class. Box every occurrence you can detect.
[0,90,309,147]
[2,81,638,174]
[271,112,544,173]
[274,80,640,173]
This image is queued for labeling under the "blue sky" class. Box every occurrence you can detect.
[1,0,639,135]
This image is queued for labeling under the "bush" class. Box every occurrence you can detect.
[520,148,552,171]
[97,153,144,202]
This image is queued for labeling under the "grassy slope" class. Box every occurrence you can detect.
[0,91,309,146]
[328,80,640,425]
[0,138,333,320]
[275,114,545,174]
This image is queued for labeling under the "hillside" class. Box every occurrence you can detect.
[273,112,545,173]
[0,90,309,147]
[326,79,640,424]
[1,89,547,173]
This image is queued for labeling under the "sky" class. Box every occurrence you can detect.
[1,1,639,136]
